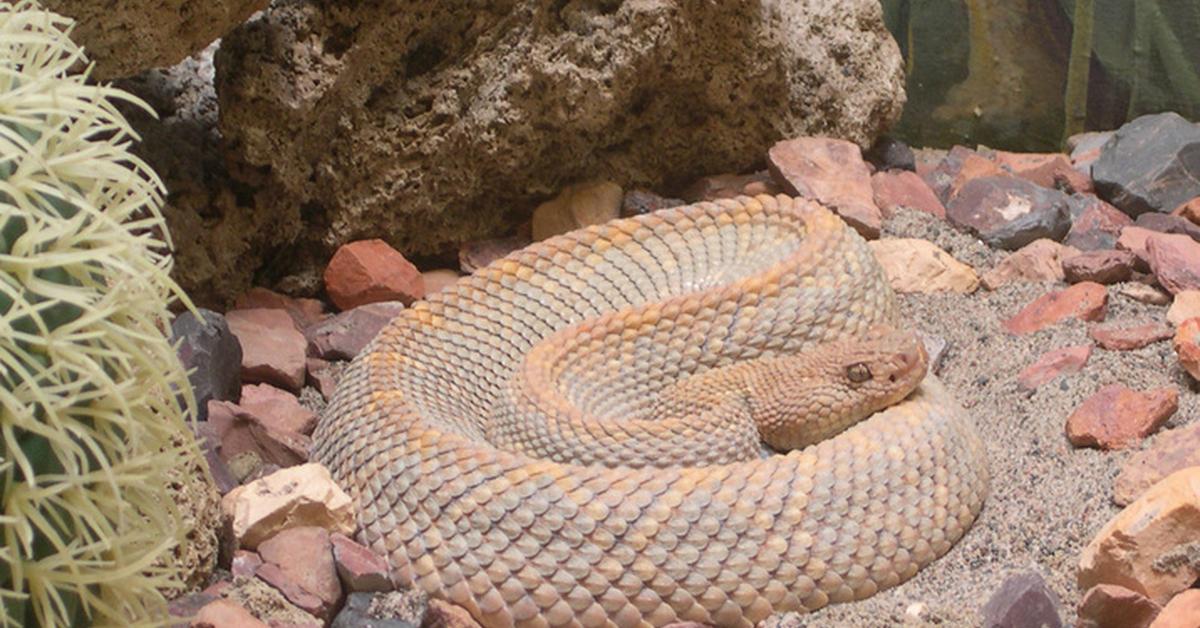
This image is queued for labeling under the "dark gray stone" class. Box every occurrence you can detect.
[981,571,1064,628]
[1092,112,1200,217]
[946,176,1072,250]
[170,308,242,420]
[864,135,916,172]
[330,592,426,628]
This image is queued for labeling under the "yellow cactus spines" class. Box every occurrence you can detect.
[0,2,206,625]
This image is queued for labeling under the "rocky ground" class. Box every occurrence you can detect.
[163,110,1200,628]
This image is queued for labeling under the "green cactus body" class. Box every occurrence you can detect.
[0,3,206,626]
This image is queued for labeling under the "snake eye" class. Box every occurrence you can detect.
[846,362,872,383]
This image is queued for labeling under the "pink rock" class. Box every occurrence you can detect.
[1062,250,1136,285]
[981,239,1077,290]
[1113,421,1200,506]
[324,239,424,311]
[870,170,946,219]
[191,598,269,628]
[208,400,310,468]
[226,308,307,392]
[1065,384,1178,450]
[767,137,882,238]
[1116,226,1156,270]
[305,358,339,401]
[234,287,328,329]
[304,301,405,361]
[1077,584,1161,628]
[1066,195,1134,251]
[1172,317,1200,381]
[681,171,780,202]
[257,527,342,620]
[1146,232,1200,294]
[1016,345,1091,392]
[1150,589,1200,628]
[1003,282,1108,335]
[993,151,1093,194]
[1167,291,1200,326]
[458,234,530,274]
[1088,321,1172,351]
[923,145,1006,203]
[330,533,392,592]
[239,383,317,436]
[231,549,263,578]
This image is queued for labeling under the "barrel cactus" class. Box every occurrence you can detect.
[0,2,209,625]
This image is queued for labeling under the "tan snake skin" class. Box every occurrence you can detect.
[312,195,989,628]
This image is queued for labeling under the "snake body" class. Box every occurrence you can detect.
[312,195,989,627]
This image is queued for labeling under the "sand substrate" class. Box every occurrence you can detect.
[801,214,1199,626]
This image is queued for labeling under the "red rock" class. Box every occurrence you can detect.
[1171,196,1200,225]
[767,137,882,238]
[1088,321,1172,351]
[239,383,317,436]
[305,358,339,401]
[681,171,779,202]
[331,533,392,592]
[234,287,328,329]
[1117,226,1156,270]
[993,150,1093,194]
[981,239,1077,290]
[1114,421,1200,506]
[1016,345,1091,392]
[192,598,269,628]
[1066,195,1134,251]
[1172,317,1200,380]
[324,239,424,311]
[257,527,342,620]
[1062,250,1136,284]
[304,301,405,361]
[225,308,307,393]
[1077,584,1161,628]
[923,145,1006,203]
[870,170,946,219]
[1003,282,1108,335]
[1146,232,1200,294]
[1150,590,1200,628]
[232,549,263,578]
[458,234,530,274]
[421,269,461,296]
[1065,384,1178,450]
[209,400,310,468]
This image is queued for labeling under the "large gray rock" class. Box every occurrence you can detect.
[1092,112,1200,217]
[43,0,268,79]
[170,308,243,420]
[213,0,905,293]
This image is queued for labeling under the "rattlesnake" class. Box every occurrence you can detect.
[312,195,989,627]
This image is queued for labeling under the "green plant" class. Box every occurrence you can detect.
[0,2,204,625]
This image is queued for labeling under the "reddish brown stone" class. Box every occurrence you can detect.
[225,308,307,393]
[981,239,1076,290]
[767,137,881,238]
[1016,345,1092,392]
[458,234,530,274]
[426,598,482,628]
[1173,317,1200,380]
[1065,384,1178,450]
[331,533,392,593]
[1066,195,1134,251]
[870,170,946,219]
[232,549,263,578]
[946,175,1072,250]
[257,527,342,620]
[324,239,424,311]
[923,145,1006,203]
[192,598,269,628]
[1146,232,1200,294]
[234,287,328,329]
[1003,282,1108,335]
[304,301,405,361]
[306,358,339,401]
[1151,590,1200,628]
[239,383,317,436]
[1113,421,1200,506]
[1135,213,1200,243]
[1062,250,1136,285]
[1171,196,1200,225]
[1116,226,1156,270]
[208,400,310,468]
[1077,584,1161,628]
[1089,321,1172,351]
[993,150,1093,194]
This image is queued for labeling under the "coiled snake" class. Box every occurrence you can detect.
[312,195,989,627]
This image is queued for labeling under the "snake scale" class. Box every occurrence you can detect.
[312,195,989,627]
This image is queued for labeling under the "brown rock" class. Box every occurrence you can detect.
[1172,196,1200,225]
[226,308,307,392]
[1136,213,1200,244]
[1114,422,1200,506]
[680,172,778,203]
[1016,345,1091,392]
[221,463,356,550]
[421,269,461,297]
[1172,317,1200,380]
[1079,467,1200,605]
[1149,589,1200,628]
[1122,283,1172,306]
[1066,195,1135,251]
[1147,232,1200,294]
[1063,250,1137,285]
[191,598,270,628]
[458,234,530,274]
[331,533,392,593]
[1167,291,1200,325]
[1077,584,1161,628]
[239,383,317,436]
[234,287,328,329]
[258,527,342,620]
[531,181,623,241]
[232,549,263,578]
[1065,384,1178,450]
[867,239,978,293]
[209,400,309,469]
[306,358,339,401]
[1003,282,1108,335]
[324,240,424,311]
[1117,226,1156,270]
[768,137,882,238]
[993,150,1093,194]
[1089,321,1173,351]
[426,598,483,628]
[923,145,1006,203]
[870,170,946,219]
[945,175,1073,251]
[981,239,1078,290]
[304,301,406,361]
